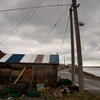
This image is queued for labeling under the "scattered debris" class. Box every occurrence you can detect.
[27,90,40,97]
[0,87,6,93]
[58,79,72,86]
[57,91,62,97]
[37,83,45,92]
[64,87,70,96]
[68,85,79,93]
[53,92,59,98]
[59,87,70,96]
[9,89,21,98]
[8,83,27,94]
[1,78,99,100]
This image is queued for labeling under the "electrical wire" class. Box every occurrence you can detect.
[59,14,70,54]
[0,3,70,45]
[59,0,63,38]
[32,6,70,55]
[57,0,60,38]
[0,0,43,44]
[79,0,83,4]
[0,0,40,44]
[0,4,70,13]
[59,0,72,54]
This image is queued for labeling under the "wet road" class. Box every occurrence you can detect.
[58,68,100,97]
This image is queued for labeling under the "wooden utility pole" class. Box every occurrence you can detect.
[72,0,84,93]
[69,7,75,86]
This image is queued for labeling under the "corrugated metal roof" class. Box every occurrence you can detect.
[50,55,59,63]
[0,53,59,64]
[6,54,24,62]
[0,53,6,59]
[20,54,33,62]
[0,54,12,62]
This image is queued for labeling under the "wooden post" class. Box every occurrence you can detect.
[14,67,26,84]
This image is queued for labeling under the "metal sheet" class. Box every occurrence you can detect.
[34,55,44,63]
[0,53,6,59]
[42,55,50,63]
[29,55,37,63]
[50,55,59,64]
[0,53,59,64]
[0,54,12,62]
[20,54,33,63]
[6,54,24,62]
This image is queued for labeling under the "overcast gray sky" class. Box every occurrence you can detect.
[0,0,100,66]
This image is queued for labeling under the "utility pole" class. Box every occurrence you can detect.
[72,0,84,93]
[64,56,65,66]
[69,7,75,86]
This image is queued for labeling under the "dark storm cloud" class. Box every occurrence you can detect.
[0,0,100,65]
[75,0,100,65]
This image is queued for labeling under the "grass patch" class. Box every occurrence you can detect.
[57,67,63,71]
[40,87,100,100]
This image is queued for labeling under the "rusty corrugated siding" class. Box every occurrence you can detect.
[34,55,44,63]
[0,53,6,59]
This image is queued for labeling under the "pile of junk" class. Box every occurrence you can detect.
[0,78,79,100]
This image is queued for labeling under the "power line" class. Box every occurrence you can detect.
[59,0,72,54]
[59,14,70,54]
[33,25,56,55]
[0,2,70,45]
[57,1,71,37]
[33,7,70,55]
[59,0,63,42]
[9,0,44,38]
[0,0,41,44]
[0,4,70,13]
[33,20,61,55]
[0,0,43,44]
[78,0,83,4]
[57,0,60,38]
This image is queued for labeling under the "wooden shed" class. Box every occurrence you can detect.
[0,51,59,88]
